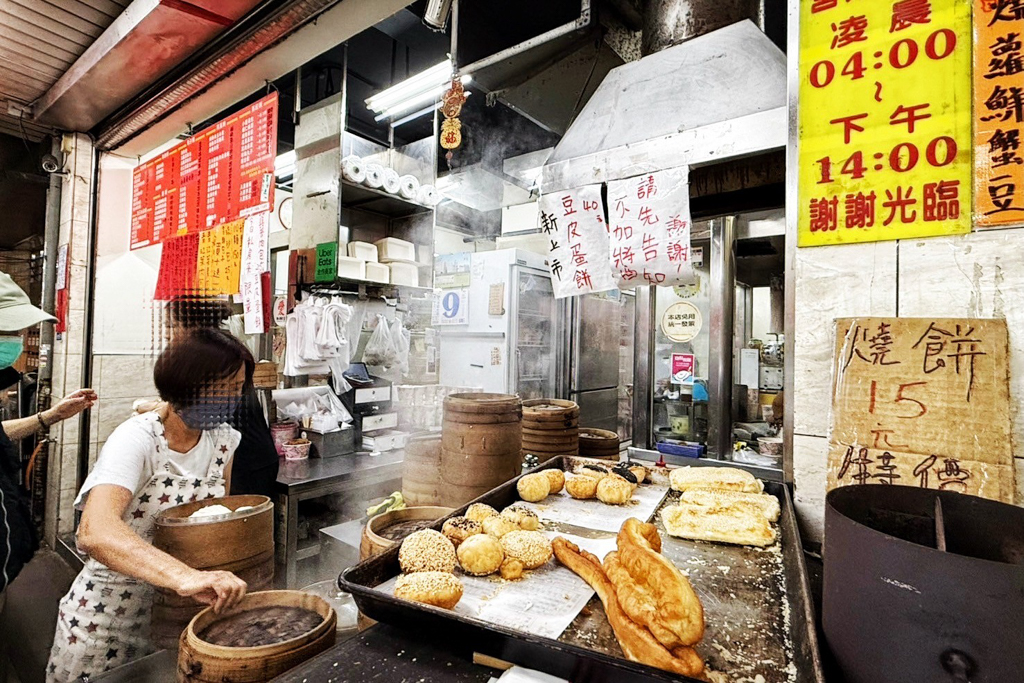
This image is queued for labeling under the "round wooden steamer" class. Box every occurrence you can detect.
[402,434,444,506]
[178,590,336,683]
[360,506,453,560]
[522,432,579,445]
[521,418,579,430]
[444,393,522,415]
[579,427,619,441]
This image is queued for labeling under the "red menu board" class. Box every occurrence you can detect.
[130,92,278,250]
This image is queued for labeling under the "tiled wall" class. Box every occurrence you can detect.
[792,230,1024,542]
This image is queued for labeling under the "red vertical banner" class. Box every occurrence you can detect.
[154,233,200,301]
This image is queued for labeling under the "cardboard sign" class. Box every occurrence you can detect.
[607,168,694,288]
[539,183,616,298]
[798,0,972,246]
[315,242,338,282]
[131,93,278,249]
[828,317,1014,503]
[973,0,1024,226]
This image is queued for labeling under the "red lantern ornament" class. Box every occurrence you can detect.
[440,78,467,165]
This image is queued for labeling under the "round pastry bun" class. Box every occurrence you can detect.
[482,515,520,538]
[457,533,505,576]
[500,558,524,581]
[596,476,633,505]
[465,503,499,524]
[565,474,599,499]
[500,530,553,570]
[500,504,540,531]
[517,472,551,502]
[394,571,463,609]
[543,468,565,495]
[442,516,482,547]
[398,529,457,574]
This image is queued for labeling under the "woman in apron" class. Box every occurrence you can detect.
[47,329,254,681]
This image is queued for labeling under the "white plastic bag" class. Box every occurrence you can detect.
[362,314,396,367]
[391,317,411,376]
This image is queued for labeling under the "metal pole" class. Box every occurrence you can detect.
[707,216,736,460]
[632,286,654,450]
[77,141,99,490]
[38,136,62,385]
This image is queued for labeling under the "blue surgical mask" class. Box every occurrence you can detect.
[0,337,23,369]
[177,395,241,430]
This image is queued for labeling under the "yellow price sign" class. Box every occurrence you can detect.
[798,0,973,246]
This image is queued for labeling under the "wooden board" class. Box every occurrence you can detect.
[827,317,1014,502]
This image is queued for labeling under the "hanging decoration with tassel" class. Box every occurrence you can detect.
[439,77,467,167]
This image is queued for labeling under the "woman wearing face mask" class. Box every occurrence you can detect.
[0,272,96,610]
[46,328,251,682]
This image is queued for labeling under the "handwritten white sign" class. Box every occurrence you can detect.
[539,184,616,299]
[607,167,695,289]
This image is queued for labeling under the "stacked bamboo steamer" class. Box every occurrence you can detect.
[521,399,579,461]
[579,427,621,460]
[433,393,523,507]
[152,496,275,650]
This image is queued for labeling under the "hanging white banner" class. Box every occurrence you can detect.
[538,184,617,299]
[606,167,695,289]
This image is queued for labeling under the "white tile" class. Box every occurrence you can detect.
[899,231,1024,455]
[792,434,829,544]
[97,355,156,399]
[97,397,137,443]
[793,242,898,437]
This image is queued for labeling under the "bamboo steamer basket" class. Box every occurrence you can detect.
[402,434,444,506]
[579,427,621,460]
[521,399,579,458]
[178,590,336,683]
[153,496,275,649]
[359,506,454,560]
[436,393,522,507]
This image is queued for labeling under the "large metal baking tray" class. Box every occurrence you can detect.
[339,457,824,682]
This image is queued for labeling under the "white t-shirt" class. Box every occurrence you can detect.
[75,412,241,509]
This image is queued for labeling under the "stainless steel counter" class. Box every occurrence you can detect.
[275,450,405,494]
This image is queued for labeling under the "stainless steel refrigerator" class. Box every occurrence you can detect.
[566,289,634,441]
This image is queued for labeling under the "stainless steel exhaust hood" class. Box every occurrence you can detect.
[546,20,786,174]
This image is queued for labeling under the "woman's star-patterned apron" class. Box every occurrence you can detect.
[47,415,236,682]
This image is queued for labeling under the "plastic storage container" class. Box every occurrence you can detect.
[337,256,366,280]
[375,237,416,262]
[388,262,419,287]
[347,241,378,262]
[365,261,390,284]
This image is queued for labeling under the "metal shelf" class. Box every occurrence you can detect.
[341,179,433,218]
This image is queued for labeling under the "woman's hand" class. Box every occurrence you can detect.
[50,388,98,421]
[177,570,248,614]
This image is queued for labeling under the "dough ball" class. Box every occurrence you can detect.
[500,558,524,581]
[500,530,553,570]
[398,529,457,574]
[500,504,540,531]
[465,503,499,524]
[543,468,565,495]
[394,571,463,609]
[517,473,551,502]
[596,476,633,505]
[565,474,599,499]
[441,516,482,548]
[456,534,504,576]
[482,515,520,538]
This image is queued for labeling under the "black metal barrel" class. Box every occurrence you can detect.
[824,484,1024,683]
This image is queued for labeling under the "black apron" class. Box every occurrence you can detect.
[228,388,279,499]
[0,423,38,592]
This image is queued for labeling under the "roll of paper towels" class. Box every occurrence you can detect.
[398,174,420,200]
[417,184,439,206]
[382,168,401,194]
[364,164,385,189]
[341,156,365,184]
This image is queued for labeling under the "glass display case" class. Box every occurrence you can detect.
[511,267,558,400]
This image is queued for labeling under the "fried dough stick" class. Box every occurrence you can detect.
[552,537,704,678]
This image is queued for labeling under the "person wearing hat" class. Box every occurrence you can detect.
[0,272,97,611]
